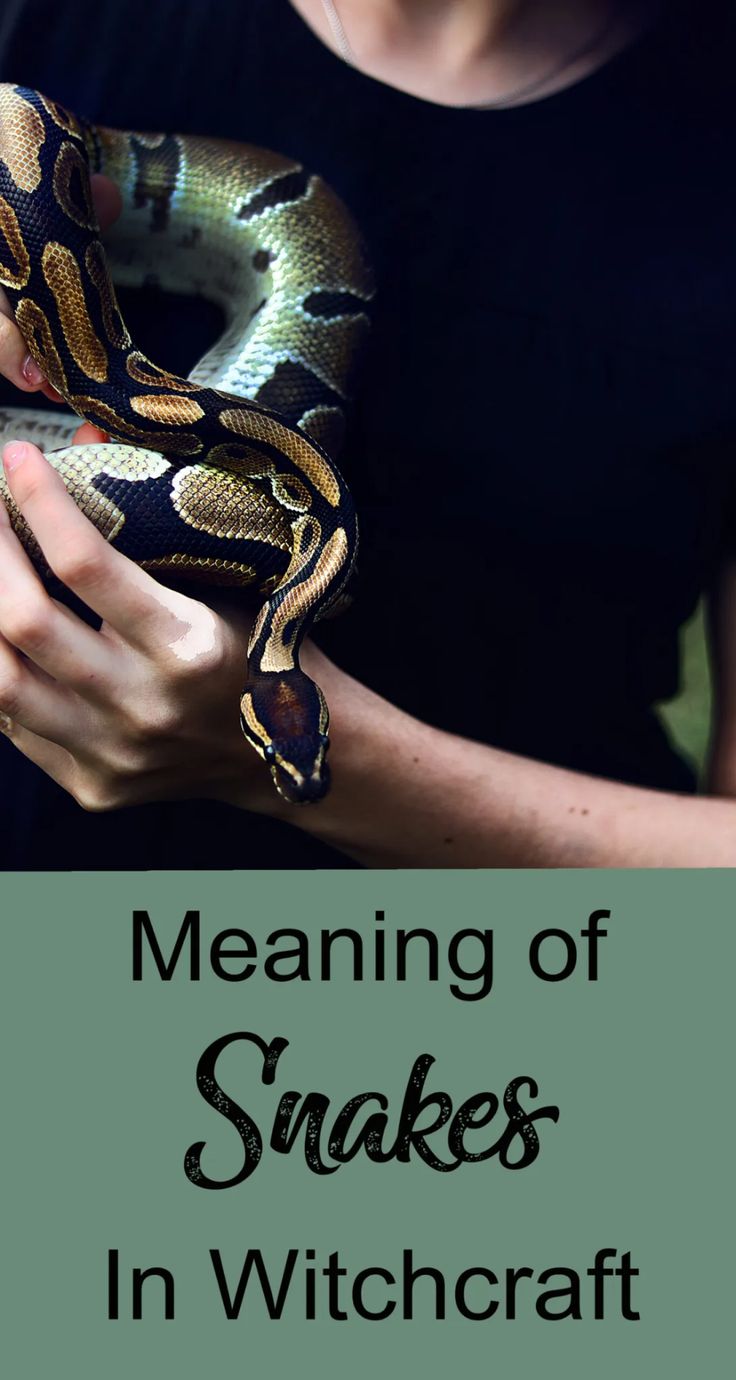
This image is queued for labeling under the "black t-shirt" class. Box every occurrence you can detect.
[0,0,734,868]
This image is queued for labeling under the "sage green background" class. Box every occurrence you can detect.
[1,870,733,1378]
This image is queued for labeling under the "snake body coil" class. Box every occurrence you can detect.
[0,85,372,802]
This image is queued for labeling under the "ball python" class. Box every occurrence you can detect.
[0,83,372,803]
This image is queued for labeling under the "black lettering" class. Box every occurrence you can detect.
[529,928,577,982]
[447,1093,501,1162]
[396,929,439,982]
[402,1251,446,1320]
[320,928,364,980]
[448,929,494,1001]
[618,1251,640,1321]
[210,928,257,982]
[498,1077,560,1169]
[132,909,199,980]
[505,1266,534,1320]
[132,1264,175,1320]
[581,909,610,980]
[184,1032,287,1188]
[210,1248,297,1319]
[264,929,310,981]
[352,1268,396,1321]
[391,1055,456,1171]
[536,1268,582,1320]
[455,1267,499,1321]
[323,1251,349,1320]
[270,1091,338,1175]
[328,1092,391,1163]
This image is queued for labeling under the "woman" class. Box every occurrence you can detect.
[0,0,735,867]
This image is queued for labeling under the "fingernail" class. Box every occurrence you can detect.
[21,355,45,387]
[3,441,28,473]
[0,712,13,735]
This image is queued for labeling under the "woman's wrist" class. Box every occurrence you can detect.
[247,644,735,868]
[221,652,391,843]
[293,669,402,856]
[269,651,490,865]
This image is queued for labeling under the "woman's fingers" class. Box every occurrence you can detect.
[0,291,62,401]
[90,172,123,232]
[72,421,110,446]
[1,442,193,646]
[0,711,86,797]
[0,495,117,685]
[0,298,46,392]
[0,632,85,747]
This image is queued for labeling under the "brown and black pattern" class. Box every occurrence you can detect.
[53,139,97,229]
[129,132,182,233]
[0,193,30,287]
[0,83,374,803]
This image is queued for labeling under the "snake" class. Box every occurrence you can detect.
[0,84,373,803]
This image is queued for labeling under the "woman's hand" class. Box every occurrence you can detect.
[1,439,736,866]
[1,155,734,865]
[0,440,284,813]
[0,170,295,815]
[0,165,350,824]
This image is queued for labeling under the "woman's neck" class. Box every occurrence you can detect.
[291,1,656,108]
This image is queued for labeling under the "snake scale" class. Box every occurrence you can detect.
[0,84,373,803]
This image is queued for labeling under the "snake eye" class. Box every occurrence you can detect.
[263,743,276,763]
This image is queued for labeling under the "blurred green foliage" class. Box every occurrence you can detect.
[657,605,712,782]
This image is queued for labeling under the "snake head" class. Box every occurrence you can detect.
[240,670,331,804]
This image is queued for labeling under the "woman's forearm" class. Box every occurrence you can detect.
[1,441,732,867]
[270,665,736,867]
